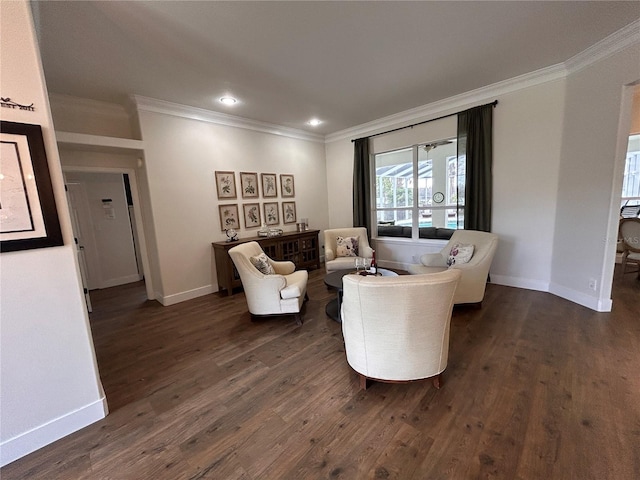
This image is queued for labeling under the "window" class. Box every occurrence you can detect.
[621,134,640,211]
[374,139,463,239]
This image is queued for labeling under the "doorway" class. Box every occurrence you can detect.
[63,166,154,303]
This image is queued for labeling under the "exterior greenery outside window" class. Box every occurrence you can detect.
[374,139,463,239]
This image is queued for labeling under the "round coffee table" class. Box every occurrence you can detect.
[324,268,398,322]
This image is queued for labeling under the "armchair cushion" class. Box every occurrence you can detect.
[447,243,474,266]
[250,252,275,274]
[336,236,359,257]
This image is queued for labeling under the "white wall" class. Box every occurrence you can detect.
[0,1,106,466]
[65,171,141,289]
[136,108,329,305]
[325,78,566,290]
[550,42,640,311]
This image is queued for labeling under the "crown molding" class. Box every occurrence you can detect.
[325,63,566,143]
[130,95,324,143]
[565,18,640,74]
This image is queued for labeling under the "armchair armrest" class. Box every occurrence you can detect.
[325,247,336,262]
[360,245,374,258]
[271,260,295,275]
[420,252,448,267]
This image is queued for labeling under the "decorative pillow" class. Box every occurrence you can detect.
[336,236,359,257]
[250,253,275,275]
[447,243,474,266]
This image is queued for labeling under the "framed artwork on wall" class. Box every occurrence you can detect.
[218,204,239,231]
[282,201,297,224]
[215,171,237,199]
[243,203,261,228]
[280,174,295,197]
[263,202,279,225]
[261,173,278,198]
[0,121,63,252]
[240,172,259,198]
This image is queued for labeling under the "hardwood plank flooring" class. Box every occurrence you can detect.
[2,265,639,479]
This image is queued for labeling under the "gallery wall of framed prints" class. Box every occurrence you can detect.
[215,170,295,232]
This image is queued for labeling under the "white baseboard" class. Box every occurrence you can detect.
[100,274,144,289]
[0,396,108,467]
[490,274,549,293]
[549,282,612,312]
[158,284,215,306]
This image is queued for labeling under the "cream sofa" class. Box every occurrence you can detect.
[408,230,498,305]
[228,241,308,325]
[341,270,461,390]
[323,227,374,272]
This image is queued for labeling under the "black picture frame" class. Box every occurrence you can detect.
[0,121,63,252]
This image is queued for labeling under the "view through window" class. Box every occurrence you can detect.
[374,139,463,239]
[621,134,640,213]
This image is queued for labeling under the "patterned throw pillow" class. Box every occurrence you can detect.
[250,253,275,274]
[447,243,475,266]
[336,236,359,257]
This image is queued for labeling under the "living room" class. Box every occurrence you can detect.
[1,0,639,473]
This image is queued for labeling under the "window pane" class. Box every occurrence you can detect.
[375,148,413,209]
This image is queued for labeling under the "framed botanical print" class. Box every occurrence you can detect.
[261,173,278,198]
[263,202,279,225]
[0,121,63,252]
[215,171,236,199]
[280,174,295,197]
[240,172,259,198]
[218,204,239,231]
[282,201,296,224]
[243,203,261,228]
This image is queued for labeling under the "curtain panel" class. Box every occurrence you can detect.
[352,137,371,233]
[458,104,493,232]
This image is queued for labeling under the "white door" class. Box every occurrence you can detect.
[65,182,101,307]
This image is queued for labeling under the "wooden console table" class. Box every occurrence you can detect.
[212,229,320,296]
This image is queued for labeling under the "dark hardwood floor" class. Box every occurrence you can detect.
[3,265,639,479]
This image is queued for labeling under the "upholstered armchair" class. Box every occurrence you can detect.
[619,218,640,279]
[324,227,374,272]
[341,270,461,390]
[408,230,498,305]
[228,241,308,325]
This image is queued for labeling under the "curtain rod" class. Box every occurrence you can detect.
[351,100,498,142]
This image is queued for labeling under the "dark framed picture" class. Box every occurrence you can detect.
[282,201,297,224]
[215,171,237,199]
[218,204,239,231]
[243,203,261,228]
[240,172,259,198]
[280,174,295,197]
[0,121,63,252]
[263,202,279,225]
[261,173,278,198]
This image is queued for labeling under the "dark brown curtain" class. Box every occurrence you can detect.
[458,104,493,232]
[352,137,371,233]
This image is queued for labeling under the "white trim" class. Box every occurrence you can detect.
[131,95,325,143]
[158,284,215,306]
[490,274,549,293]
[565,19,640,75]
[56,131,144,153]
[100,273,144,289]
[325,63,566,143]
[548,282,612,313]
[0,396,107,467]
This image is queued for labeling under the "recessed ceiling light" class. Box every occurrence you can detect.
[308,118,322,126]
[219,96,237,105]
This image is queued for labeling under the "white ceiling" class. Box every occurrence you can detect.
[32,1,640,136]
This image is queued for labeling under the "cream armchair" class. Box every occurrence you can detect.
[408,230,498,305]
[324,227,374,272]
[228,242,308,325]
[341,270,461,390]
[619,218,640,279]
